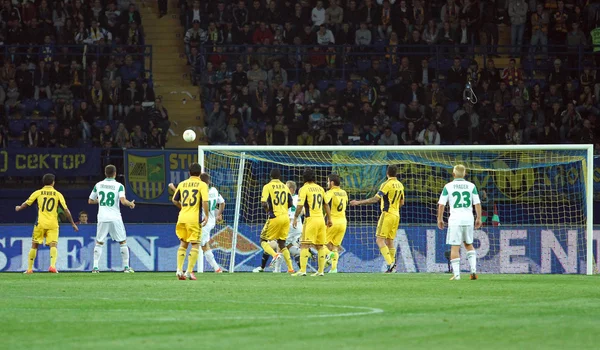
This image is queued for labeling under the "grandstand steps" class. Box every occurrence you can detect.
[141,0,204,148]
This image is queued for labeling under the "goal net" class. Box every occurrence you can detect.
[199,145,595,275]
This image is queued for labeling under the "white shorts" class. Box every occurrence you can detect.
[286,225,302,246]
[446,225,474,246]
[201,223,215,246]
[96,221,127,243]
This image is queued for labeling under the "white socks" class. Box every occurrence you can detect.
[93,244,103,269]
[450,258,461,278]
[120,244,130,268]
[204,250,220,271]
[467,250,477,274]
[288,245,300,257]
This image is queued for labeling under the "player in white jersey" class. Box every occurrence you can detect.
[88,165,136,273]
[200,173,225,273]
[437,164,482,280]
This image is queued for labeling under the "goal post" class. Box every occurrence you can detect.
[199,144,595,275]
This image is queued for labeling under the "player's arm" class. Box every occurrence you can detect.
[15,191,39,212]
[59,195,79,232]
[216,194,225,222]
[201,184,210,226]
[323,200,333,227]
[350,194,380,206]
[293,188,305,228]
[171,185,182,209]
[472,187,482,229]
[437,186,449,229]
[88,185,99,205]
[117,184,135,209]
[260,185,270,213]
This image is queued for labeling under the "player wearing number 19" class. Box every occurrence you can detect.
[350,165,404,273]
[171,163,210,280]
[15,173,79,274]
[88,165,136,273]
[437,164,482,281]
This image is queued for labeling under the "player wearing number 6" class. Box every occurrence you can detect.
[324,174,348,273]
[88,165,136,273]
[437,164,482,281]
[16,173,79,274]
[170,163,210,280]
[350,165,404,273]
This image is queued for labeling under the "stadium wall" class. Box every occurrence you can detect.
[0,224,597,274]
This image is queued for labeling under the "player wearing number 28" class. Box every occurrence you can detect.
[171,163,209,280]
[437,164,482,281]
[293,168,333,277]
[260,168,296,273]
[15,173,79,274]
[88,165,136,273]
[350,165,404,273]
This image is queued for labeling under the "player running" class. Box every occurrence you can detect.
[437,164,482,281]
[88,165,136,273]
[170,163,210,280]
[293,168,332,277]
[324,174,348,273]
[199,173,225,273]
[259,169,296,273]
[350,165,404,273]
[15,173,78,273]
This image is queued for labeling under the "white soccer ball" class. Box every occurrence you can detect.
[183,129,197,142]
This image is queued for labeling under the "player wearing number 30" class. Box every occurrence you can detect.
[437,164,482,281]
[171,163,210,281]
[88,165,136,273]
[16,173,79,274]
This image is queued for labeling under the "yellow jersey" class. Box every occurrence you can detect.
[297,182,326,218]
[174,176,209,224]
[261,179,292,219]
[376,178,404,217]
[25,186,68,229]
[324,186,347,220]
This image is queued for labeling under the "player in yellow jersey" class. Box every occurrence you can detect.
[169,163,209,280]
[324,173,348,273]
[15,173,78,274]
[259,168,296,273]
[293,168,332,277]
[350,165,404,273]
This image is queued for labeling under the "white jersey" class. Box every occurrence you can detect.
[89,178,126,222]
[438,178,480,226]
[204,187,225,226]
[288,194,303,221]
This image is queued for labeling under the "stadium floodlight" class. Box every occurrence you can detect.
[199,145,594,275]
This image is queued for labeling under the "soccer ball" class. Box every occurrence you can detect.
[183,129,196,142]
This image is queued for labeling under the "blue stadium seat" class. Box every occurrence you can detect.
[94,120,107,129]
[22,99,37,114]
[343,123,354,134]
[390,102,401,115]
[446,101,459,114]
[335,80,347,91]
[357,60,371,71]
[391,122,402,134]
[317,80,329,92]
[9,119,25,136]
[37,99,54,115]
[9,139,22,148]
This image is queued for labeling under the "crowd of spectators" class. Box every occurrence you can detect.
[180,0,600,149]
[0,1,171,150]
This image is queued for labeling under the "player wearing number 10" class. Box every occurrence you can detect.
[88,165,136,273]
[15,173,79,274]
[437,164,482,281]
[171,163,210,280]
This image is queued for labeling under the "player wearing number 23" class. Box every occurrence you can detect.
[15,173,78,274]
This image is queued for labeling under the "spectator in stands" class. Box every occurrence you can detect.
[530,3,549,58]
[453,102,480,143]
[378,0,393,39]
[484,119,504,144]
[326,1,344,32]
[114,122,130,148]
[268,61,287,92]
[253,22,273,44]
[77,211,89,225]
[59,126,76,148]
[5,79,19,116]
[130,124,148,148]
[148,127,165,148]
[418,122,442,145]
[317,25,335,45]
[184,20,205,57]
[548,60,568,88]
[454,19,473,56]
[24,122,41,148]
[508,0,528,57]
[44,123,59,148]
[501,59,523,87]
[441,0,460,29]
[123,80,138,115]
[90,80,105,116]
[551,1,569,44]
[33,61,51,101]
[524,100,545,143]
[579,119,595,144]
[399,82,424,119]
[505,122,522,144]
[566,22,587,70]
[379,126,399,145]
[126,101,147,131]
[121,3,142,26]
[100,124,114,148]
[494,81,512,106]
[312,1,326,29]
[560,102,582,141]
[446,57,466,101]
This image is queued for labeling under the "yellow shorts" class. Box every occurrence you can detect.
[302,217,326,245]
[176,222,201,243]
[32,226,59,245]
[260,215,290,241]
[376,212,400,239]
[327,219,347,246]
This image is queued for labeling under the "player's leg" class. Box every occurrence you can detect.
[260,219,278,259]
[287,243,301,267]
[313,223,327,276]
[112,221,133,273]
[175,223,190,279]
[184,224,201,280]
[446,226,462,280]
[26,227,44,273]
[376,214,394,267]
[93,223,109,272]
[277,220,294,273]
[293,221,312,276]
[47,229,59,273]
[463,225,477,279]
[201,224,222,273]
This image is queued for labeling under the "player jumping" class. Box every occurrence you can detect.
[293,168,332,277]
[437,164,482,280]
[259,169,296,273]
[170,163,210,280]
[324,174,348,273]
[15,173,79,273]
[88,165,136,273]
[350,165,404,273]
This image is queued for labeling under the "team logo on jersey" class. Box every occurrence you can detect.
[210,225,261,255]
[127,154,166,200]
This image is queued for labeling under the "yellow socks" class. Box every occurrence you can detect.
[177,247,186,271]
[379,246,393,265]
[27,249,37,271]
[331,251,339,271]
[50,247,57,268]
[389,248,396,264]
[323,246,331,257]
[299,248,309,273]
[186,248,199,273]
[317,247,326,274]
[261,241,277,258]
[281,248,294,271]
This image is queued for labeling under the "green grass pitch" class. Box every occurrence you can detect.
[0,273,598,350]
